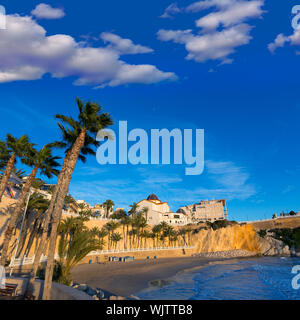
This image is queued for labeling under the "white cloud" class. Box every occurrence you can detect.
[268,29,300,53]
[158,24,253,62]
[206,160,250,189]
[195,0,263,30]
[160,3,181,19]
[0,14,176,87]
[31,3,65,19]
[158,0,264,64]
[169,160,256,202]
[100,32,153,55]
[186,0,235,12]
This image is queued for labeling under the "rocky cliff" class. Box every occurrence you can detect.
[191,224,261,255]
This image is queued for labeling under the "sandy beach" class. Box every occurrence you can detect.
[71,256,229,297]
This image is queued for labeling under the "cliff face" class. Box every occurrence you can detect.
[191,224,261,254]
[259,236,290,256]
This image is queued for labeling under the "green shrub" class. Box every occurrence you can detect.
[210,220,238,230]
[258,229,267,238]
[36,261,63,282]
[269,227,300,249]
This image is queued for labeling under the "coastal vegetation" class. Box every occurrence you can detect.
[268,227,300,250]
[56,216,104,285]
[0,98,113,299]
[0,144,60,266]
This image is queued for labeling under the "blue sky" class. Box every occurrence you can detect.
[0,0,299,221]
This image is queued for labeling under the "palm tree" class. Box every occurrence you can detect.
[159,221,169,232]
[0,145,60,266]
[185,227,193,246]
[170,231,179,247]
[26,135,91,296]
[41,98,113,299]
[57,218,103,285]
[31,178,45,190]
[120,215,130,249]
[178,228,188,246]
[149,232,156,248]
[24,201,50,257]
[111,232,122,249]
[141,230,151,248]
[111,209,126,220]
[11,168,27,180]
[104,221,119,249]
[141,207,149,222]
[96,227,108,248]
[138,218,147,248]
[103,199,114,218]
[128,202,138,217]
[16,193,50,257]
[152,225,162,248]
[164,225,175,247]
[0,135,33,202]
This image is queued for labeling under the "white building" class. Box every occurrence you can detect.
[137,194,188,226]
[178,199,228,223]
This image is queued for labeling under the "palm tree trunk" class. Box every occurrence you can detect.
[122,226,125,250]
[0,165,38,265]
[24,218,39,256]
[0,153,16,202]
[25,151,71,295]
[42,130,86,300]
[126,225,129,249]
[16,217,30,257]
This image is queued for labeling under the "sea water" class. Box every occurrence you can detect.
[136,257,300,300]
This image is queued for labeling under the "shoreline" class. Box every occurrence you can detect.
[71,253,260,298]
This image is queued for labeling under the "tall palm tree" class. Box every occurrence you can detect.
[120,215,130,249]
[152,225,162,248]
[128,202,138,217]
[178,228,188,246]
[42,98,113,299]
[185,227,193,246]
[170,231,179,247]
[103,199,114,218]
[0,145,60,266]
[26,149,75,295]
[26,113,107,296]
[164,225,174,246]
[0,135,33,202]
[111,232,122,249]
[141,230,151,248]
[96,227,108,248]
[149,232,156,248]
[141,207,149,222]
[104,221,119,249]
[138,218,147,248]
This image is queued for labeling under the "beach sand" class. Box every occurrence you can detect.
[71,256,220,297]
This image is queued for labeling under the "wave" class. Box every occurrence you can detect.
[137,257,300,300]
